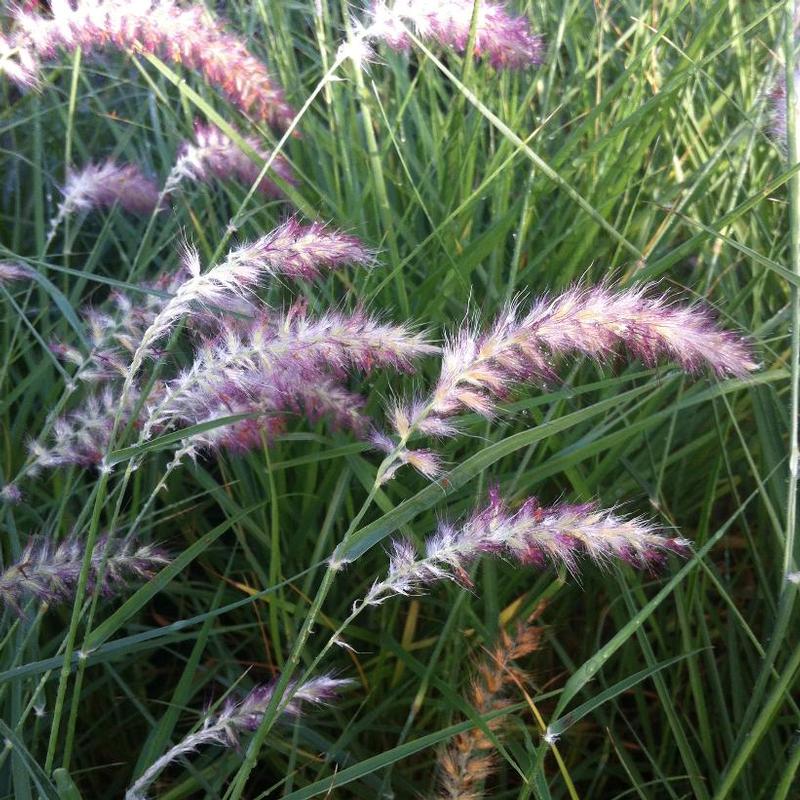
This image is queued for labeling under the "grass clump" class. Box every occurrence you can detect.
[0,1,796,798]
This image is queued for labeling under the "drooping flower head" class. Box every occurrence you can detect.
[0,535,169,612]
[52,270,191,384]
[28,385,139,472]
[183,303,437,385]
[437,619,545,800]
[171,366,372,455]
[135,219,374,355]
[768,71,800,147]
[58,161,161,217]
[368,0,544,69]
[125,673,350,800]
[0,484,23,505]
[364,488,689,605]
[0,261,31,285]
[2,0,294,128]
[380,283,757,479]
[424,284,757,421]
[138,302,435,453]
[247,217,376,280]
[167,121,297,197]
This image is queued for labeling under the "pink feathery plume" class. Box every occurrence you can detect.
[154,364,371,454]
[167,121,297,197]
[0,484,23,505]
[3,0,294,128]
[364,487,689,605]
[244,217,376,280]
[135,220,372,354]
[192,303,436,379]
[0,535,169,612]
[51,266,229,384]
[57,161,160,218]
[524,284,758,376]
[125,674,350,800]
[142,303,433,445]
[0,31,39,88]
[398,283,756,434]
[0,261,31,285]
[767,72,798,146]
[27,385,141,472]
[31,368,370,471]
[378,283,756,480]
[368,0,544,69]
[58,223,375,376]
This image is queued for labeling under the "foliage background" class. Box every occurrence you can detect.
[0,1,797,798]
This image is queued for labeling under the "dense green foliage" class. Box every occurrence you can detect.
[0,1,797,798]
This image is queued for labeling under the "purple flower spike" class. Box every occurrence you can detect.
[767,71,800,147]
[167,121,297,197]
[177,303,436,389]
[28,386,139,472]
[368,0,544,69]
[0,535,168,612]
[0,261,31,286]
[364,491,689,605]
[0,484,23,505]
[59,161,161,218]
[135,219,373,354]
[385,283,756,467]
[247,217,376,280]
[3,1,294,128]
[125,673,350,800]
[176,367,371,455]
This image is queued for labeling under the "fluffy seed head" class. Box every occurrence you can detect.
[174,367,371,454]
[0,261,30,285]
[368,0,544,69]
[167,121,296,197]
[437,620,545,800]
[0,535,169,612]
[768,73,798,146]
[59,161,160,217]
[28,386,138,471]
[390,283,757,445]
[186,304,436,381]
[4,1,294,127]
[136,220,373,354]
[364,488,689,605]
[249,217,376,280]
[0,484,23,505]
[125,673,350,800]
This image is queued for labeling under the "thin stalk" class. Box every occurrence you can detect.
[60,444,190,769]
[782,0,800,611]
[341,13,410,318]
[43,471,109,772]
[712,638,800,799]
[406,31,645,262]
[208,52,350,266]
